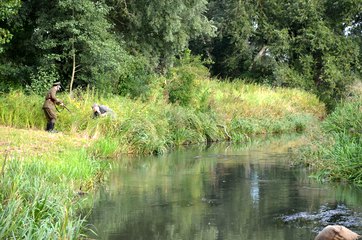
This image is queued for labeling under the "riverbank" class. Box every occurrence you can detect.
[0,126,107,239]
[0,80,325,238]
[294,82,362,186]
[0,79,325,156]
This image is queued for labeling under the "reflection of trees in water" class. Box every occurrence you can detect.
[88,139,361,240]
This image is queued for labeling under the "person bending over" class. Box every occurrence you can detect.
[92,103,115,118]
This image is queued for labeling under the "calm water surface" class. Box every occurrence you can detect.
[88,138,362,240]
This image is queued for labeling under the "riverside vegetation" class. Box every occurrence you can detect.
[295,82,362,186]
[1,1,361,238]
[0,65,325,238]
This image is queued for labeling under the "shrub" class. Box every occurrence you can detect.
[25,65,59,95]
[117,56,153,99]
[165,50,210,107]
[166,69,195,106]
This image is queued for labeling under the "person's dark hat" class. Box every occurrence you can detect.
[52,82,61,86]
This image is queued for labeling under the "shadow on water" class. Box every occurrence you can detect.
[86,134,362,240]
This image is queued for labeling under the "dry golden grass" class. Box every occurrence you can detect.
[202,79,326,122]
[0,126,91,159]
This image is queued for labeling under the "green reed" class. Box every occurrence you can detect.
[0,158,88,239]
[296,86,362,186]
[0,125,108,239]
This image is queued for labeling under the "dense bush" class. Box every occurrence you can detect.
[117,55,153,99]
[165,51,209,106]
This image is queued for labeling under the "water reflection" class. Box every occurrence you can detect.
[87,137,362,240]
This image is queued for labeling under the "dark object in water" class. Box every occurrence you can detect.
[201,197,221,206]
[314,225,361,240]
[280,204,362,228]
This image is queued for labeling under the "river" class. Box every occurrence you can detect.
[87,136,362,240]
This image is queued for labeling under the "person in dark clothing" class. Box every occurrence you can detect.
[92,103,115,118]
[42,82,64,132]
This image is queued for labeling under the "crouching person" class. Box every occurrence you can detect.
[92,103,115,119]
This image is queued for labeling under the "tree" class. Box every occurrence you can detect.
[31,0,126,94]
[0,0,21,47]
[193,0,361,109]
[0,0,23,91]
[0,0,131,94]
[107,0,215,73]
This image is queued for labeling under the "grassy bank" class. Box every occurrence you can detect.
[0,127,108,239]
[295,82,362,186]
[0,79,325,238]
[0,78,325,156]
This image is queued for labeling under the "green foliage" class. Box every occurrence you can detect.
[2,0,130,91]
[165,51,209,106]
[166,69,195,106]
[117,55,153,98]
[0,0,359,110]
[230,114,314,141]
[273,64,314,89]
[118,118,170,155]
[0,91,44,128]
[0,152,104,239]
[25,65,59,95]
[0,0,21,48]
[322,98,362,141]
[0,78,325,156]
[44,0,125,88]
[108,0,215,71]
[296,84,362,185]
[166,106,222,145]
[193,0,362,110]
[0,62,32,93]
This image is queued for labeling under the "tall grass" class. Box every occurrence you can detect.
[0,79,325,156]
[0,158,92,239]
[0,126,108,239]
[296,83,362,186]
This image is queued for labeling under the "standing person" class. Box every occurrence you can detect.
[92,103,115,118]
[43,82,64,132]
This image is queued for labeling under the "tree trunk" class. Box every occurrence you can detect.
[69,6,76,96]
[69,49,75,95]
[249,45,268,71]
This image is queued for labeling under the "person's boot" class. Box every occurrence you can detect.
[48,122,58,133]
[45,122,51,131]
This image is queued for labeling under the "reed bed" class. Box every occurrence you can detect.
[0,159,85,239]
